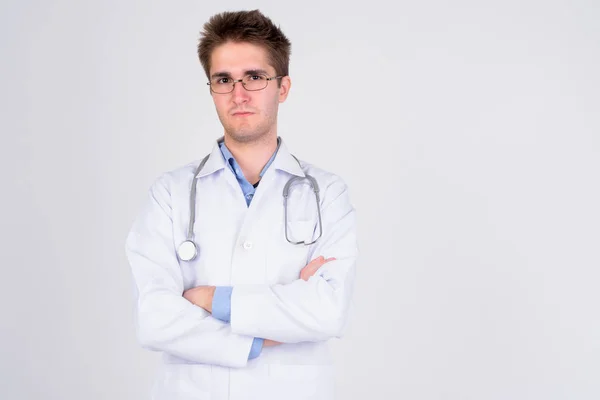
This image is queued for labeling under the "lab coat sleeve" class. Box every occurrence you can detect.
[230,178,358,343]
[125,176,255,368]
[213,287,265,358]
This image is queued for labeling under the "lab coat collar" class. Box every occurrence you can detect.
[196,138,227,178]
[196,136,305,179]
[271,138,305,178]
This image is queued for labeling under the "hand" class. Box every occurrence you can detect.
[183,286,215,312]
[300,255,336,281]
[263,339,281,347]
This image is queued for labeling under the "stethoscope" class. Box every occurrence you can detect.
[177,151,323,262]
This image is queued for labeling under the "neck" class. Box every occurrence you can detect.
[223,133,278,184]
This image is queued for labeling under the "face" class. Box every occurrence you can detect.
[208,41,291,144]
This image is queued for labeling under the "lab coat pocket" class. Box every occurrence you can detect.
[152,363,212,400]
[268,364,335,400]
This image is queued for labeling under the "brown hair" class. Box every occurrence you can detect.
[197,10,291,81]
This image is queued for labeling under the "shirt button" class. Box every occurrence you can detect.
[246,193,253,199]
[243,241,253,250]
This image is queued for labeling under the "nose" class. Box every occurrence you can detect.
[231,80,250,105]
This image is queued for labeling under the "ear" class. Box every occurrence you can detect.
[278,76,291,103]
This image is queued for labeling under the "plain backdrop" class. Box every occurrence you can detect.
[1,0,599,399]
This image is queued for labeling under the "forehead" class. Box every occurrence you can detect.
[209,42,275,76]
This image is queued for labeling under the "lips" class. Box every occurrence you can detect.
[232,111,254,116]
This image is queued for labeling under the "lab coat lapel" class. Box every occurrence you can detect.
[246,138,305,210]
[197,138,247,206]
[271,139,305,178]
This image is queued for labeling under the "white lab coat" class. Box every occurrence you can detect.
[125,138,358,400]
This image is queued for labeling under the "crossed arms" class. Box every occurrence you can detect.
[125,175,357,368]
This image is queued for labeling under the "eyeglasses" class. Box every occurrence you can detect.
[207,74,283,94]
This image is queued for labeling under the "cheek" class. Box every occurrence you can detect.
[212,93,228,107]
[213,97,225,110]
[261,95,280,118]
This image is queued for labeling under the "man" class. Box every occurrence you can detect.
[125,9,358,400]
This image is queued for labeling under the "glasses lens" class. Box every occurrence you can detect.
[243,75,267,91]
[211,79,234,93]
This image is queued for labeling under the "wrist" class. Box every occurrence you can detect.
[202,286,216,312]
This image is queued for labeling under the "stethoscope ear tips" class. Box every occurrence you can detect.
[177,240,198,261]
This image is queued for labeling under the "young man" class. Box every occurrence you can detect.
[126,10,358,400]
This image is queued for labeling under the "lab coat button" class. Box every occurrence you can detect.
[243,241,253,250]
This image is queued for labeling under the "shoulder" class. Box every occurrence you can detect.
[148,159,203,194]
[295,158,352,205]
[296,158,346,187]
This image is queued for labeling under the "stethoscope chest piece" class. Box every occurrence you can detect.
[177,240,198,262]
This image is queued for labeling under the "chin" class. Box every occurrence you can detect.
[226,126,269,143]
[227,130,261,143]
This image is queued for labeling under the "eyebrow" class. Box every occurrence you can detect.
[210,69,270,80]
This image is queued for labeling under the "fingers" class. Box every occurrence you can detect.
[307,256,336,266]
[309,255,326,265]
[305,256,327,273]
[300,256,337,281]
[310,256,336,265]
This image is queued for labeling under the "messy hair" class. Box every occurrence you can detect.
[197,10,291,80]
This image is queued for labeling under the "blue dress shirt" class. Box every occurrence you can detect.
[212,139,279,360]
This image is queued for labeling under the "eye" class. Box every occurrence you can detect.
[216,77,230,84]
[248,75,264,81]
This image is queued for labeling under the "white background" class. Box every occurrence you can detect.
[1,0,599,399]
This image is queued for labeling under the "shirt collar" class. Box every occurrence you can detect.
[218,138,278,179]
[196,136,305,179]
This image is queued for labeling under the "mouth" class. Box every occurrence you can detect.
[232,111,254,117]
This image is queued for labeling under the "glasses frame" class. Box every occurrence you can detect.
[207,74,284,94]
